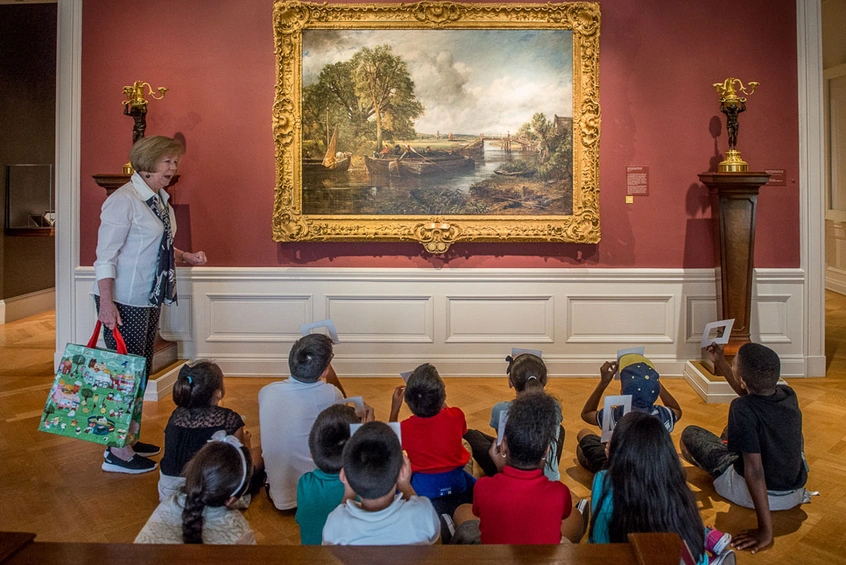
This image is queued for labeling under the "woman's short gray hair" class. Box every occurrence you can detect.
[129,136,185,172]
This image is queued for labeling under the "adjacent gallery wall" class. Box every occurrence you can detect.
[0,4,57,322]
[58,0,826,377]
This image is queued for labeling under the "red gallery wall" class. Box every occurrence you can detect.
[79,0,800,269]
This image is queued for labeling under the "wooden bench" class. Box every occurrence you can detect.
[0,531,682,565]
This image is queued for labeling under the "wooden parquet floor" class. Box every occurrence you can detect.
[2,300,846,562]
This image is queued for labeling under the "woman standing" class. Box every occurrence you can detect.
[94,135,207,474]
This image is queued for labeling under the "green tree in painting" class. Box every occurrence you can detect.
[350,45,423,151]
[517,112,572,181]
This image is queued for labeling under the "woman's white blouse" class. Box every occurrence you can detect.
[92,173,177,307]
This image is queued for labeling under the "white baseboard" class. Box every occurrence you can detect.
[0,288,55,324]
[144,362,184,402]
[70,267,815,376]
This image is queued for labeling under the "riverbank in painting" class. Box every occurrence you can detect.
[302,139,573,216]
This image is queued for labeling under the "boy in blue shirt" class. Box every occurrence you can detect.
[296,404,361,544]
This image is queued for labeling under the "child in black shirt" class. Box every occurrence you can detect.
[680,342,808,554]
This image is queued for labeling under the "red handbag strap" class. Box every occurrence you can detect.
[87,321,129,355]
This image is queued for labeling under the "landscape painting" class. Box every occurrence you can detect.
[272,2,601,252]
[301,29,573,217]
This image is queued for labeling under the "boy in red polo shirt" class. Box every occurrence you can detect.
[390,363,474,517]
[452,392,584,544]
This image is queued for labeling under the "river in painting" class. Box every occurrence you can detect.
[301,142,573,216]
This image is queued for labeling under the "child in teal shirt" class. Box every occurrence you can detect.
[296,405,361,544]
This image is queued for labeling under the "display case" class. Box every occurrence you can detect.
[4,164,54,235]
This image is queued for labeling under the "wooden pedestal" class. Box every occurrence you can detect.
[698,172,770,363]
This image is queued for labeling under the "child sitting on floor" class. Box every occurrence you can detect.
[577,353,682,474]
[452,392,583,545]
[259,334,347,510]
[135,432,256,545]
[296,404,371,545]
[463,353,564,480]
[589,411,734,564]
[680,342,809,554]
[389,363,474,516]
[158,360,263,502]
[322,421,440,545]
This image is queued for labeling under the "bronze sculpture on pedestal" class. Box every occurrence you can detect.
[713,78,758,172]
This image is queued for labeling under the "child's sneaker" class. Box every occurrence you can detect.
[705,527,732,555]
[710,549,736,565]
[102,451,157,474]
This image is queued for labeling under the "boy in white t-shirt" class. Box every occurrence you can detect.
[322,421,440,545]
[259,334,347,510]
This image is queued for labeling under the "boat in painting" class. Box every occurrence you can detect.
[365,153,474,176]
[303,129,351,175]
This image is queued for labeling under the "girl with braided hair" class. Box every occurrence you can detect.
[136,433,256,544]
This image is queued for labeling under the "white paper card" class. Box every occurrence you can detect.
[496,409,509,446]
[511,347,543,359]
[338,396,365,417]
[615,347,645,379]
[700,319,734,348]
[349,422,402,443]
[400,370,412,382]
[300,319,340,344]
[600,395,632,443]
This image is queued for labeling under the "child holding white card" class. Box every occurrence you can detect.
[389,363,475,517]
[576,354,682,474]
[464,353,564,480]
[259,334,347,510]
[322,421,440,545]
[452,392,583,544]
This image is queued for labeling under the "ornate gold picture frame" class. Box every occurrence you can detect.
[272,1,601,253]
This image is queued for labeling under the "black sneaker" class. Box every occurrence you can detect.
[132,441,161,457]
[102,451,158,474]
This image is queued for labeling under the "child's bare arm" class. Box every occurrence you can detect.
[397,454,416,500]
[658,383,683,421]
[706,343,746,397]
[732,452,773,554]
[389,386,405,422]
[323,363,347,397]
[581,361,617,425]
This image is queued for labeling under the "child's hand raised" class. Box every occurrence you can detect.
[488,439,507,473]
[705,342,727,364]
[361,402,376,423]
[599,361,617,384]
[396,453,416,500]
[391,386,405,412]
[389,386,406,422]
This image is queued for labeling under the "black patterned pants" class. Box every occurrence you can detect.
[94,296,161,381]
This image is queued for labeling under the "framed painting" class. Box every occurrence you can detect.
[272,1,601,253]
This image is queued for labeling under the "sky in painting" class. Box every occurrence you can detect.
[302,29,573,136]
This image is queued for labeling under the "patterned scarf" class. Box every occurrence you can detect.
[144,194,177,306]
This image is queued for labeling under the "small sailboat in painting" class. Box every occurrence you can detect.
[303,129,351,175]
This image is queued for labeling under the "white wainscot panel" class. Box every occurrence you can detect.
[567,295,674,343]
[206,294,312,342]
[445,295,553,343]
[685,296,719,343]
[160,294,193,341]
[326,295,433,343]
[754,294,791,344]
